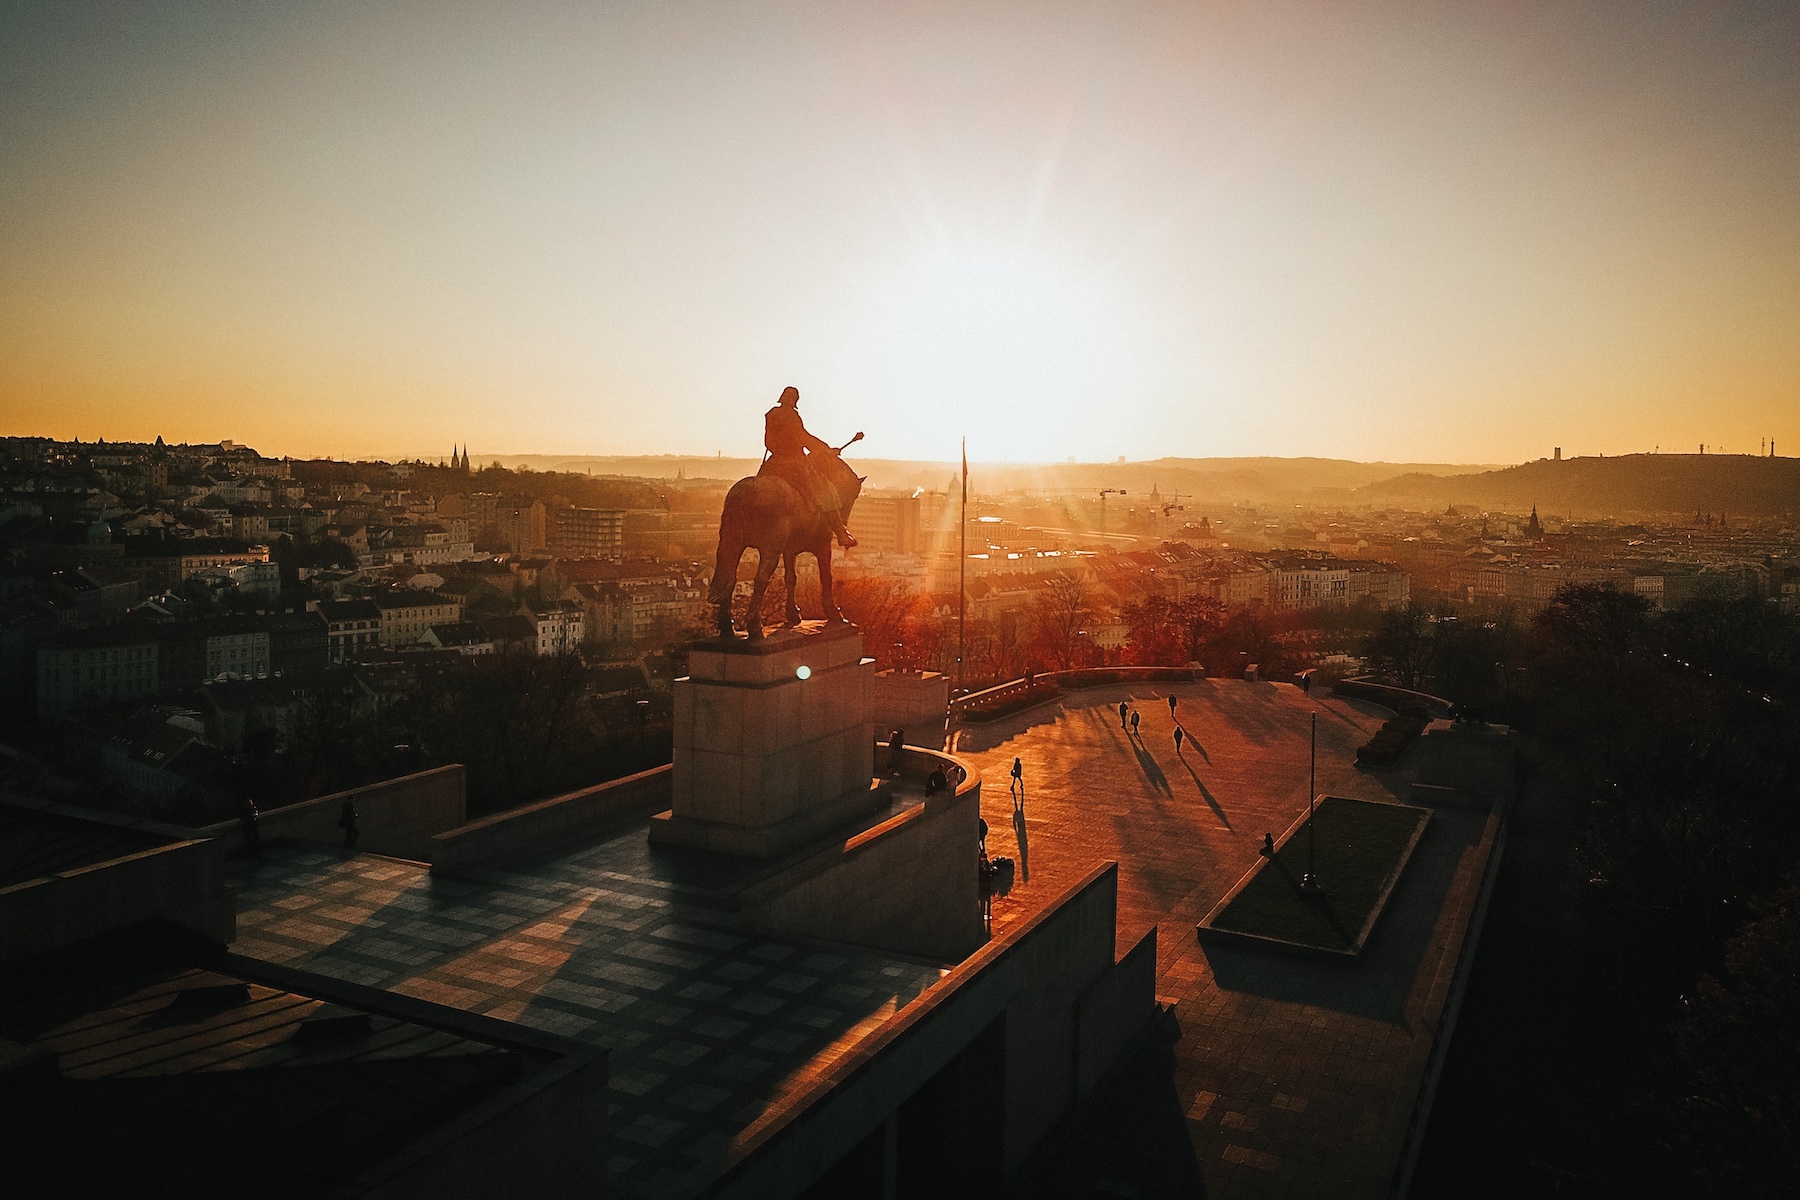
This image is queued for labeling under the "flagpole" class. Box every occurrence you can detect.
[958,437,967,693]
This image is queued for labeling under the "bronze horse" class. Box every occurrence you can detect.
[709,435,866,638]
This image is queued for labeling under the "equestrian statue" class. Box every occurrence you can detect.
[709,386,865,638]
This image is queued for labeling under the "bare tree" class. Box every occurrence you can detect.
[1031,573,1091,670]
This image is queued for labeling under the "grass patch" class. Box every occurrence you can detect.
[1212,797,1428,951]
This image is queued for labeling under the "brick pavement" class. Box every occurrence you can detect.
[956,679,1500,1199]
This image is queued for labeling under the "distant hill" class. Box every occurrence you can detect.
[1355,454,1800,517]
[460,453,1505,502]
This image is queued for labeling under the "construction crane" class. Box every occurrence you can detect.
[1098,488,1127,541]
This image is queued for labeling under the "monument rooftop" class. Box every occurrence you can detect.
[0,923,592,1199]
[228,821,947,1200]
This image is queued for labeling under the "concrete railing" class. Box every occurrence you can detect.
[871,742,981,799]
[1331,676,1454,720]
[199,765,468,861]
[429,764,673,876]
[950,666,1209,720]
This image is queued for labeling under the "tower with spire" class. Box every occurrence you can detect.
[1526,505,1543,539]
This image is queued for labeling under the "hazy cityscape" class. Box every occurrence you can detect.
[4,3,1799,1199]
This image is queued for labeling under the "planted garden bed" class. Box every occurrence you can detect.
[1197,796,1430,962]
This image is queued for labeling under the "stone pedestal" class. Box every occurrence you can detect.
[650,621,877,857]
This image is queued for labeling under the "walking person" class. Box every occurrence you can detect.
[1130,709,1141,738]
[1168,694,1178,718]
[239,796,261,851]
[1009,756,1024,808]
[1118,700,1129,729]
[1173,725,1185,755]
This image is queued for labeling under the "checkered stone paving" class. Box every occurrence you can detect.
[230,832,944,1200]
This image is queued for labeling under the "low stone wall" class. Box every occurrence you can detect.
[199,766,468,861]
[1332,676,1454,720]
[430,765,673,876]
[0,837,234,962]
[713,863,1160,1197]
[950,666,1208,720]
[744,800,981,961]
[742,746,984,961]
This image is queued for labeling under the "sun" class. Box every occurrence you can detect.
[860,245,1138,457]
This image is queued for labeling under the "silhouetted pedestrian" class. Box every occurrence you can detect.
[338,800,360,849]
[1261,832,1275,857]
[978,818,993,926]
[1168,694,1178,717]
[1118,700,1129,729]
[1010,757,1025,811]
[888,728,906,776]
[1173,726,1184,754]
[1129,709,1141,737]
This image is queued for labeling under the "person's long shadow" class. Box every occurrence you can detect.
[1176,721,1211,762]
[1012,805,1030,883]
[1177,754,1233,830]
[1128,731,1172,796]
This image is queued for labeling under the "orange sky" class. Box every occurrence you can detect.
[2,1,1796,464]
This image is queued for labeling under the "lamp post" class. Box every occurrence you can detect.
[1302,710,1320,890]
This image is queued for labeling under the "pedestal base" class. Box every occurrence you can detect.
[664,621,876,858]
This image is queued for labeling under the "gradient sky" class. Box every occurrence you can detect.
[3,1,1796,464]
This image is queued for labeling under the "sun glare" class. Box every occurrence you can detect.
[861,247,1139,457]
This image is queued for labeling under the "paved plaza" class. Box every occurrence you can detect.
[956,679,1500,1200]
[228,828,945,1200]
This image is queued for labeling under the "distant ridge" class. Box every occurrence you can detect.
[451,453,1504,501]
[1355,454,1800,517]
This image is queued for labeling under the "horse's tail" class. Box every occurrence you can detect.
[710,478,756,607]
[710,528,740,609]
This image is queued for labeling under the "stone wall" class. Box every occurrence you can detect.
[199,765,467,860]
[0,837,234,962]
[871,669,950,747]
[353,1048,610,1199]
[741,784,984,962]
[713,863,1160,1197]
[430,765,673,876]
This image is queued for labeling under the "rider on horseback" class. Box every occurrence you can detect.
[761,386,857,549]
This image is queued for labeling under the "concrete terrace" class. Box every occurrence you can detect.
[955,678,1500,1200]
[227,827,946,1200]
